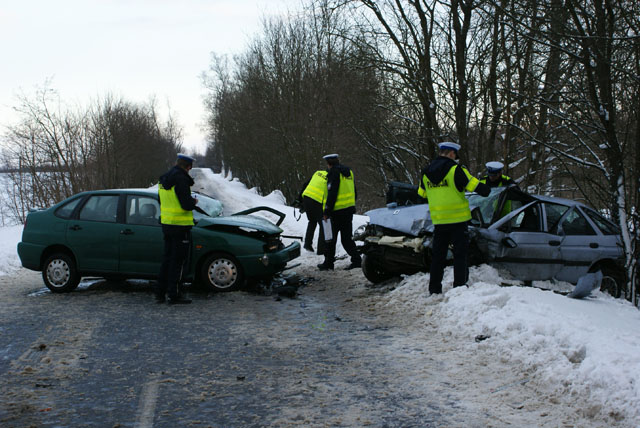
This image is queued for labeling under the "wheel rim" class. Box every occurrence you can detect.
[600,275,619,297]
[207,258,238,289]
[46,259,70,287]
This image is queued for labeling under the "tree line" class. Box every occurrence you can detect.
[202,0,639,303]
[1,84,183,223]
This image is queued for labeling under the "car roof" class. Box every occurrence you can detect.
[530,193,586,208]
[78,188,157,196]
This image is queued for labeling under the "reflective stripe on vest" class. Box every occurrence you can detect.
[159,185,194,226]
[301,170,328,204]
[479,174,511,187]
[329,171,356,211]
[423,166,477,225]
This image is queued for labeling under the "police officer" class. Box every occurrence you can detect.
[300,170,328,254]
[418,142,490,295]
[317,154,362,271]
[479,161,515,188]
[156,153,199,304]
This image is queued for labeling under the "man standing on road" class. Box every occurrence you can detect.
[156,153,199,304]
[479,161,515,188]
[299,169,328,255]
[317,154,362,271]
[418,142,490,295]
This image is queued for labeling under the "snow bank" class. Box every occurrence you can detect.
[378,263,640,423]
[0,225,24,276]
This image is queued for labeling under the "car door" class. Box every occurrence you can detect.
[552,206,607,283]
[476,200,563,281]
[118,194,163,275]
[66,194,121,272]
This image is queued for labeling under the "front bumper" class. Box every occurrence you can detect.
[237,241,301,278]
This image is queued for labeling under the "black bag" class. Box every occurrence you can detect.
[386,181,423,206]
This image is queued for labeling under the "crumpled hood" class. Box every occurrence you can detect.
[196,215,283,235]
[425,156,457,185]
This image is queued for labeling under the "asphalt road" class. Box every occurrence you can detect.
[0,266,608,428]
[1,268,451,428]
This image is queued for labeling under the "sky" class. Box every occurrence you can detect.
[0,0,302,153]
[2,168,640,425]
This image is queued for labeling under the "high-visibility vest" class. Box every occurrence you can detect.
[302,170,328,204]
[325,170,356,211]
[159,185,194,226]
[421,166,479,225]
[479,174,511,186]
[480,175,512,216]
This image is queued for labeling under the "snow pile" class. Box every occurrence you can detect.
[0,225,24,276]
[379,263,640,423]
[192,168,369,258]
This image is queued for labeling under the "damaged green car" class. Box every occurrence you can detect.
[18,189,300,293]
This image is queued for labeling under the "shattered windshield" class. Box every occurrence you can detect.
[467,187,505,226]
[193,193,223,220]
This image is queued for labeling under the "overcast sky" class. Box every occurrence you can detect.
[0,0,301,153]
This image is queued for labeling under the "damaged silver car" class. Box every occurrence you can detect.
[355,185,625,297]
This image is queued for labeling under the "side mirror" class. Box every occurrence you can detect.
[501,237,517,248]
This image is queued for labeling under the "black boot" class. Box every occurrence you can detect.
[317,262,334,271]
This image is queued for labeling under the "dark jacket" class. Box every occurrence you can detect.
[324,163,356,215]
[159,166,197,212]
[420,156,490,198]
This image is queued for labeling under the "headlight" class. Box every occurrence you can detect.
[260,254,269,266]
[353,224,368,241]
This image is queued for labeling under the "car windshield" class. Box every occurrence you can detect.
[467,187,506,226]
[193,193,224,220]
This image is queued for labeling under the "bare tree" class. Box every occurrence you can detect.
[2,85,183,223]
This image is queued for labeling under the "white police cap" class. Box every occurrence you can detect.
[438,142,461,152]
[177,153,195,164]
[486,161,504,173]
[323,153,339,160]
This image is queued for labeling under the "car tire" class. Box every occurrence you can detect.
[362,254,393,284]
[200,253,244,292]
[599,265,625,298]
[42,253,80,293]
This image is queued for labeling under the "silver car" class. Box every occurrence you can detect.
[356,186,625,296]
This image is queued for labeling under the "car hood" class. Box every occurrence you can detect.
[366,198,487,237]
[366,204,433,237]
[195,215,283,234]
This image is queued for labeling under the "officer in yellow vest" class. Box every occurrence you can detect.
[418,142,490,295]
[300,170,328,254]
[480,161,517,218]
[156,153,199,304]
[479,161,515,188]
[318,154,362,271]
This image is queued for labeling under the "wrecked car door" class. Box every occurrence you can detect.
[474,200,563,281]
[551,205,604,283]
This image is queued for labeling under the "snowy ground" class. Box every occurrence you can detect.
[4,168,640,426]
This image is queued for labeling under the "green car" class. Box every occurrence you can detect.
[17,189,300,293]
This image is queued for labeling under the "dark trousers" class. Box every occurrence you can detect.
[323,209,361,266]
[429,222,469,294]
[157,225,191,299]
[303,196,325,255]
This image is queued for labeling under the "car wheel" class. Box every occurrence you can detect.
[599,266,624,298]
[362,254,393,284]
[200,253,244,292]
[42,253,80,293]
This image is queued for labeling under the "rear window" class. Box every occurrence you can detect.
[79,195,119,223]
[583,207,620,235]
[55,197,82,219]
[560,209,596,236]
